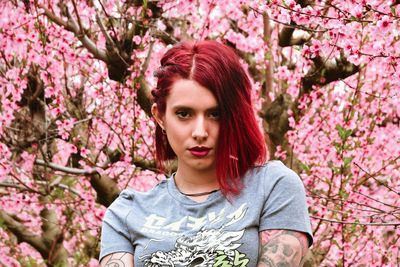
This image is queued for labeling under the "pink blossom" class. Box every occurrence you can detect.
[376,16,393,34]
[0,112,14,126]
[20,151,36,172]
[287,0,296,9]
[276,66,289,80]
[45,86,56,98]
[300,45,311,57]
[351,5,364,19]
[133,35,141,45]
[274,146,287,160]
[80,147,89,157]
[309,40,322,57]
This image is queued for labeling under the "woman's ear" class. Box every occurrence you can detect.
[152,103,165,130]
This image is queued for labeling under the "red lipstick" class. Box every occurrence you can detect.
[189,146,210,157]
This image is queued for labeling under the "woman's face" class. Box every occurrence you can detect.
[154,79,220,174]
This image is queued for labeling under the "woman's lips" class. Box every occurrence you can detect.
[189,147,211,157]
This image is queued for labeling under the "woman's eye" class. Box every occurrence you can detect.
[175,111,189,118]
[209,111,220,119]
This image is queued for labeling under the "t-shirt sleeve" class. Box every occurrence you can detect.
[259,161,313,247]
[99,190,135,262]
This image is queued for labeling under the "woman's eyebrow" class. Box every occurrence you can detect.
[171,105,219,111]
[207,106,220,112]
[171,105,192,111]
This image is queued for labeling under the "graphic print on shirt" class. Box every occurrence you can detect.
[140,203,250,267]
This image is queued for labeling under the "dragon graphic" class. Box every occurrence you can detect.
[142,204,248,266]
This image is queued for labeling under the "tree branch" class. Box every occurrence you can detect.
[263,13,273,106]
[34,159,120,206]
[302,54,360,94]
[278,21,310,47]
[0,209,48,258]
[35,159,95,175]
[0,181,81,197]
[152,27,179,45]
[39,4,109,63]
[89,173,120,207]
[311,215,400,226]
[260,93,292,147]
[137,75,153,117]
[39,198,69,265]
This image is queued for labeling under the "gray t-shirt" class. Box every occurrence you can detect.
[100,161,313,266]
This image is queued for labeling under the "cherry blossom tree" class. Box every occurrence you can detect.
[0,0,399,266]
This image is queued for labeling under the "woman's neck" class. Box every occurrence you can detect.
[174,167,219,196]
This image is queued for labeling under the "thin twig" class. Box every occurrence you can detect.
[36,181,82,197]
[35,159,96,175]
[311,215,400,226]
[354,159,400,196]
[37,4,108,62]
[0,163,43,195]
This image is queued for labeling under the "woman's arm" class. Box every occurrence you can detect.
[100,252,134,267]
[257,229,309,267]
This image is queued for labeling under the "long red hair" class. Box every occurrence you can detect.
[151,40,266,196]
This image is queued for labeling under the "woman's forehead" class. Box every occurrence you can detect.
[166,79,218,109]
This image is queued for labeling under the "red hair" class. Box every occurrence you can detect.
[151,40,266,196]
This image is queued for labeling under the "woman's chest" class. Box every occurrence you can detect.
[128,202,261,266]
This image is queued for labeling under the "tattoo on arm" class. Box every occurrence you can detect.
[100,252,134,267]
[257,230,309,267]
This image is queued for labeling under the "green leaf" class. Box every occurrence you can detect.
[332,239,340,248]
[329,165,340,174]
[321,68,326,78]
[336,124,352,142]
[351,221,358,232]
[344,173,353,183]
[0,217,6,230]
[343,157,354,169]
[391,6,396,16]
[300,162,311,172]
[333,141,342,153]
[367,137,375,144]
[326,33,332,42]
[340,190,349,199]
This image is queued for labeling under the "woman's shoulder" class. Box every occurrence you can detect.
[107,179,168,210]
[250,160,297,176]
[246,160,302,187]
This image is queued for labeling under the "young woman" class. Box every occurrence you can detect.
[100,40,313,267]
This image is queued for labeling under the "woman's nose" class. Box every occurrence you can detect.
[192,117,208,141]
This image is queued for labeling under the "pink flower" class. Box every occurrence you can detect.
[67,51,76,60]
[133,35,141,45]
[45,86,56,98]
[301,46,311,57]
[68,144,77,154]
[310,40,322,57]
[287,0,296,9]
[61,131,69,140]
[15,34,24,44]
[63,118,75,131]
[276,66,289,80]
[80,147,89,157]
[274,146,287,160]
[21,151,36,172]
[59,42,68,52]
[0,112,14,126]
[351,5,364,19]
[0,161,9,177]
[376,16,392,34]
